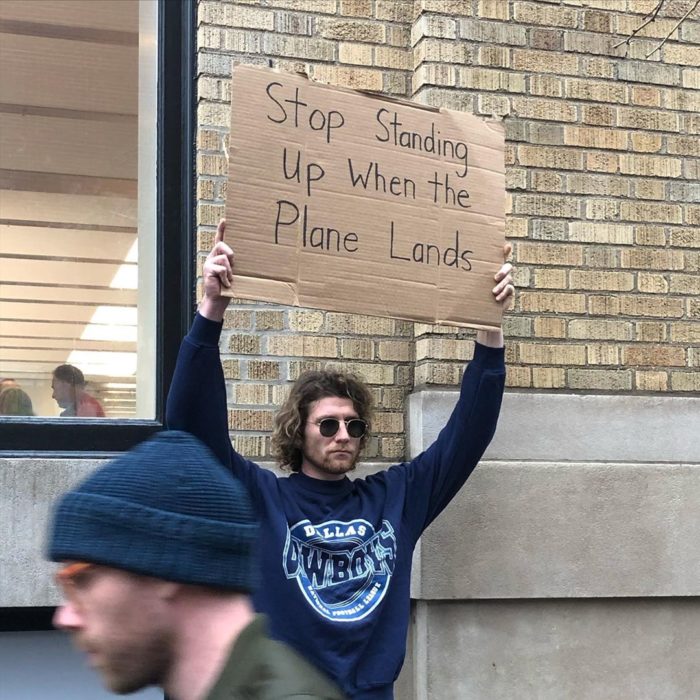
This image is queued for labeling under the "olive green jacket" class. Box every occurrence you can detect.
[206,615,346,700]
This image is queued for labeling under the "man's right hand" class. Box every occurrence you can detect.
[199,219,234,322]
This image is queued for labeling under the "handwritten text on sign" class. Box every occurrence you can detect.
[225,65,505,329]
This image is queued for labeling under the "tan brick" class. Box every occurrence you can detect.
[340,339,373,360]
[636,371,668,391]
[568,222,634,244]
[223,311,254,330]
[513,194,580,218]
[533,269,567,288]
[583,9,612,33]
[532,367,565,388]
[629,86,662,108]
[457,66,526,92]
[478,0,509,20]
[520,291,586,314]
[567,173,630,197]
[569,319,633,341]
[377,340,412,362]
[635,226,667,246]
[514,1,578,27]
[529,27,564,51]
[289,310,324,332]
[620,296,685,318]
[670,274,700,295]
[636,321,667,343]
[247,360,281,381]
[317,19,386,44]
[564,30,617,55]
[234,384,270,405]
[414,39,473,67]
[512,97,576,122]
[478,45,511,68]
[565,77,627,103]
[375,45,411,70]
[530,171,565,192]
[568,369,633,391]
[227,334,260,354]
[564,125,628,150]
[587,344,620,366]
[620,201,683,224]
[369,0,408,20]
[688,298,700,318]
[326,313,395,335]
[222,359,241,380]
[517,242,583,266]
[415,338,473,362]
[664,44,700,67]
[581,104,616,126]
[581,56,617,79]
[414,362,462,386]
[339,42,373,66]
[586,199,620,221]
[620,154,682,178]
[621,249,685,270]
[691,349,700,368]
[517,145,583,171]
[311,65,383,91]
[379,436,406,460]
[533,317,567,338]
[267,335,337,357]
[507,365,532,387]
[624,345,685,367]
[588,295,620,316]
[529,74,564,97]
[586,247,619,268]
[667,135,700,157]
[638,272,669,294]
[255,310,284,331]
[670,228,700,248]
[339,0,372,17]
[634,179,666,200]
[229,409,274,431]
[570,270,634,291]
[412,14,457,42]
[372,411,404,434]
[670,322,700,343]
[586,151,619,172]
[629,132,663,153]
[513,48,578,74]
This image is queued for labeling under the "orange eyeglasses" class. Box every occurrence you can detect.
[55,562,97,602]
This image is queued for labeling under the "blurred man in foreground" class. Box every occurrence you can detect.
[48,430,345,700]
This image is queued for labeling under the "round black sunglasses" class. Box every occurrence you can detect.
[309,418,368,439]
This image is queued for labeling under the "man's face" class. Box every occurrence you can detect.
[53,563,173,695]
[51,377,73,408]
[301,396,363,480]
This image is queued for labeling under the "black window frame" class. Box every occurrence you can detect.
[0,0,196,454]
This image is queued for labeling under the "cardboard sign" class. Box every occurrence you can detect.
[225,65,506,329]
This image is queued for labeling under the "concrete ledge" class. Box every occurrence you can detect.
[409,391,700,463]
[413,461,700,599]
[410,598,700,700]
[0,458,103,606]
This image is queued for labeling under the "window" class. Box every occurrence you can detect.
[0,0,195,450]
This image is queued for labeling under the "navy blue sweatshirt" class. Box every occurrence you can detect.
[167,314,505,699]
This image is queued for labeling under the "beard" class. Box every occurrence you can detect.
[308,450,358,476]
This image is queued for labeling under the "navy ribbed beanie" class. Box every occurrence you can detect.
[48,430,259,592]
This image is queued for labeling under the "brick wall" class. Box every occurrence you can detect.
[196,0,699,461]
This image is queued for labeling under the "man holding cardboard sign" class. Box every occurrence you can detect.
[166,218,513,699]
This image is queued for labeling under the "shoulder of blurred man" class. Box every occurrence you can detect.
[206,615,346,700]
[76,391,105,417]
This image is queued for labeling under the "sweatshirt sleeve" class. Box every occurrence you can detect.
[399,342,505,538]
[165,313,233,468]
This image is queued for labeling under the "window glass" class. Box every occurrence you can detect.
[0,0,157,419]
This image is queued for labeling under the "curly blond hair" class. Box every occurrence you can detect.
[271,370,373,472]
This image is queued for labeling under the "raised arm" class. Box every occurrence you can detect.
[391,244,514,536]
[165,221,234,466]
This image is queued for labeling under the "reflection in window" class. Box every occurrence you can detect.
[0,0,156,418]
